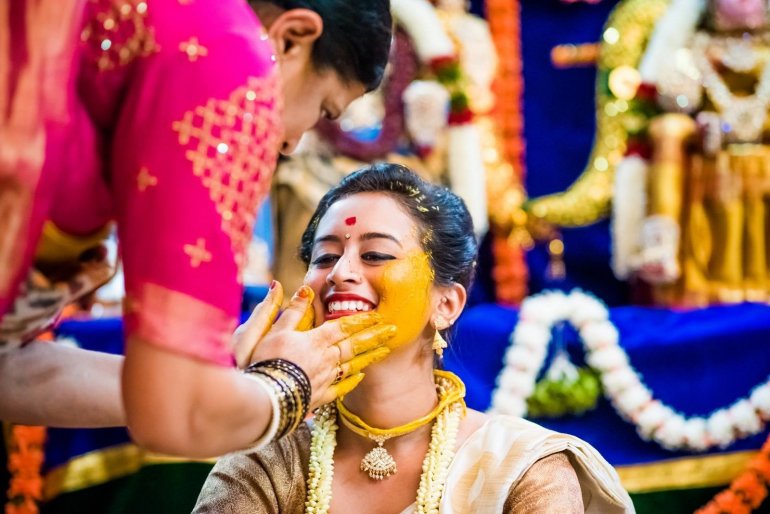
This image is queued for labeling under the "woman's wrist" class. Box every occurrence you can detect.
[239,359,312,450]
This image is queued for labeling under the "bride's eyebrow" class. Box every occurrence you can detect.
[360,232,402,247]
[313,234,341,245]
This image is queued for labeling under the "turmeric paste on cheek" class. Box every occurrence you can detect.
[372,251,434,350]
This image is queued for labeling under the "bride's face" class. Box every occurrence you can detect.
[305,192,436,350]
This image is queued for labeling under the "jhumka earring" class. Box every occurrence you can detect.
[432,316,449,356]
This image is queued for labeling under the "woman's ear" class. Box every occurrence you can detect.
[432,283,467,329]
[267,8,323,63]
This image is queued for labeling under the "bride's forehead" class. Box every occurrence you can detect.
[320,194,414,228]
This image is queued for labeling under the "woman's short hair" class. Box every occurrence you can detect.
[253,0,392,92]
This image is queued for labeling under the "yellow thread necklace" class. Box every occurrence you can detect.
[335,369,465,480]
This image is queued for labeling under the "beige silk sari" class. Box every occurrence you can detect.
[193,415,634,514]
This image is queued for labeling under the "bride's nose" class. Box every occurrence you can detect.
[326,257,363,286]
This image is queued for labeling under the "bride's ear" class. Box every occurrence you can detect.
[432,283,467,328]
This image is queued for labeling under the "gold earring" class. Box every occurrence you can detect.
[432,316,449,357]
[432,331,448,357]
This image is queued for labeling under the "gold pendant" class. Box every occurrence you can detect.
[360,436,397,480]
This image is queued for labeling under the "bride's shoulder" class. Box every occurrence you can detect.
[459,409,554,443]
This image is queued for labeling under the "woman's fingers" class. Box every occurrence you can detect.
[232,282,284,368]
[341,347,390,376]
[321,373,366,405]
[336,324,396,362]
[309,311,384,349]
[312,345,389,407]
[271,285,315,332]
[295,296,315,332]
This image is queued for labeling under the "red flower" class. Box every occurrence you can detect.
[635,82,658,104]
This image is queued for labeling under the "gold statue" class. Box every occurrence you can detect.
[522,0,770,307]
[609,0,770,306]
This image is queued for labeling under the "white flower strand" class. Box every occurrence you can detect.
[416,377,462,513]
[489,289,770,452]
[305,379,463,513]
[305,404,338,514]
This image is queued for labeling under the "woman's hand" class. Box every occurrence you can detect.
[233,282,290,368]
[232,281,318,368]
[250,284,396,410]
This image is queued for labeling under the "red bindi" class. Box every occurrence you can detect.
[345,217,357,226]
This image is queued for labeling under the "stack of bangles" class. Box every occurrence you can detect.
[243,359,312,447]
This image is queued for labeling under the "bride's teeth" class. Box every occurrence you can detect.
[356,301,363,311]
[334,301,342,311]
[342,301,350,311]
[363,304,370,311]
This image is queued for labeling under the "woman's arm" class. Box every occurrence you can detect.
[503,452,584,514]
[123,290,392,458]
[0,341,125,427]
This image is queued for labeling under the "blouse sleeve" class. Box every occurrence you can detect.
[109,5,282,366]
[193,426,311,514]
[503,452,584,514]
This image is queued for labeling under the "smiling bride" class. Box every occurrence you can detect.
[193,163,634,513]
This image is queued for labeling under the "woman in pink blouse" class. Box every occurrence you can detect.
[0,0,393,457]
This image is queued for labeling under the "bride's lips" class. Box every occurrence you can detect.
[324,293,377,321]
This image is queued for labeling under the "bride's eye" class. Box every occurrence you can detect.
[362,252,396,263]
[312,254,340,267]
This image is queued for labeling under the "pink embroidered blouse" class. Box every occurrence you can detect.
[0,0,283,366]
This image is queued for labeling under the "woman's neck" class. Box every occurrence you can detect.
[337,334,437,432]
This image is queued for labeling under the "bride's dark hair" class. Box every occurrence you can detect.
[299,163,478,291]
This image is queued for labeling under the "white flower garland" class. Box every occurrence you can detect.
[489,289,770,452]
[305,381,463,513]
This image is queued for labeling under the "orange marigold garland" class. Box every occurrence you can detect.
[5,425,46,514]
[696,434,770,514]
[486,0,525,176]
[485,0,529,306]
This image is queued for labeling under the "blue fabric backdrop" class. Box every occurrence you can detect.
[446,302,770,466]
[51,300,770,471]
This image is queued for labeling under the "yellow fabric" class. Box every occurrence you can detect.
[34,220,112,264]
[647,120,770,305]
[336,370,466,439]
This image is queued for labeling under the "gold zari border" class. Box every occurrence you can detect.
[43,443,217,500]
[616,450,758,494]
[41,442,757,499]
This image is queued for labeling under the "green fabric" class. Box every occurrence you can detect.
[630,487,770,514]
[40,463,214,514]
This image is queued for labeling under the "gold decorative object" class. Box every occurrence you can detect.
[525,0,671,227]
[360,436,398,480]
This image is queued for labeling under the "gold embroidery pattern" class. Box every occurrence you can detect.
[179,37,208,62]
[172,72,283,277]
[184,238,212,268]
[136,167,158,191]
[81,0,159,72]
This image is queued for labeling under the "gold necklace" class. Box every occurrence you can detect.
[305,372,466,514]
[335,370,465,480]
